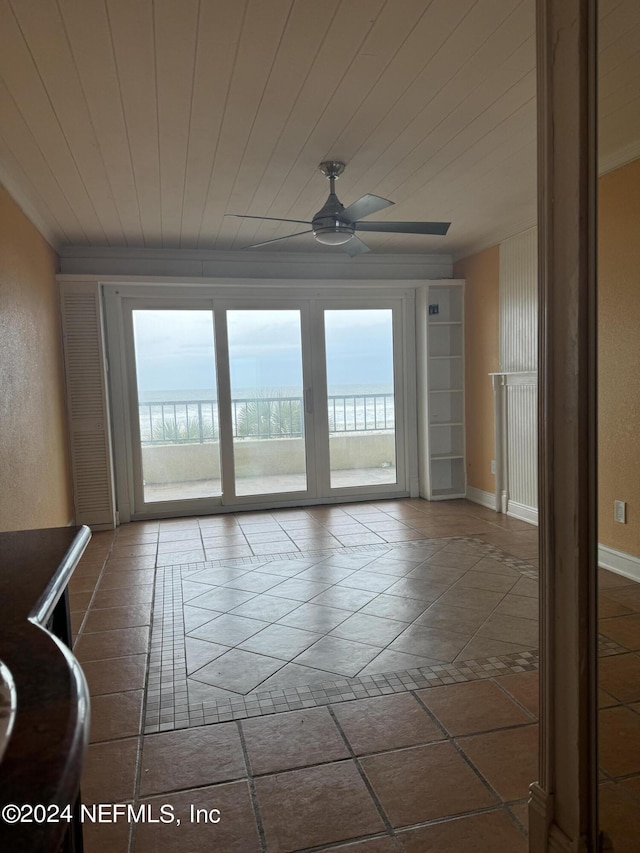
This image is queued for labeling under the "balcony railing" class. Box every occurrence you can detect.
[139,394,395,445]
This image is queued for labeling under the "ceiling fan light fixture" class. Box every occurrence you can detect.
[312,225,354,246]
[312,211,355,245]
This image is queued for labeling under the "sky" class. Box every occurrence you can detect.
[132,308,394,396]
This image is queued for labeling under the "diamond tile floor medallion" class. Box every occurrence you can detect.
[145,536,545,732]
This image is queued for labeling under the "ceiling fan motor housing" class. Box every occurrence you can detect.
[313,162,355,244]
[312,195,355,245]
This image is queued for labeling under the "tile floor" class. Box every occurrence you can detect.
[146,531,540,731]
[68,498,640,852]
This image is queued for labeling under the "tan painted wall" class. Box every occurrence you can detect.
[0,186,73,531]
[598,159,640,557]
[453,246,500,495]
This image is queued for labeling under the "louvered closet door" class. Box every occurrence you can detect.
[60,281,116,528]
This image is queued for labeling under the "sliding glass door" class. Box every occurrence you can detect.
[117,291,407,517]
[130,307,222,506]
[323,308,398,490]
[227,309,309,497]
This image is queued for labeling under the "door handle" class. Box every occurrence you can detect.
[304,388,313,414]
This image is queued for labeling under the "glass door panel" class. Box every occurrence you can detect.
[227,310,308,496]
[131,309,221,503]
[324,309,397,489]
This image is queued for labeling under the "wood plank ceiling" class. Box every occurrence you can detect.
[0,0,638,258]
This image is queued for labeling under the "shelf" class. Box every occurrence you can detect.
[428,354,463,390]
[426,285,463,324]
[428,322,463,359]
[430,452,465,496]
[430,487,466,499]
[420,282,465,502]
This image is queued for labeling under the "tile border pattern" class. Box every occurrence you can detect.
[144,537,625,732]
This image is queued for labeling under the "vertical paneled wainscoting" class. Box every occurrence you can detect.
[491,372,538,524]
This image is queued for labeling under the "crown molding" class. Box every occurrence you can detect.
[57,245,454,280]
[598,141,640,177]
[0,171,60,252]
[451,219,538,264]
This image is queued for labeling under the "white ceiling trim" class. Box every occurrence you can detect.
[0,169,59,250]
[57,245,453,281]
[598,140,640,176]
[451,218,538,263]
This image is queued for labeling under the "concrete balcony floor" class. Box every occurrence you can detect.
[144,466,398,502]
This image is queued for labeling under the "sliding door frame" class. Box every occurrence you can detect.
[313,297,408,499]
[103,280,419,522]
[218,297,318,507]
[121,296,227,517]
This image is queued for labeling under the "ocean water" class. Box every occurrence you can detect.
[138,384,393,403]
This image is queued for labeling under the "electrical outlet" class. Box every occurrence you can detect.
[428,304,439,315]
[614,500,627,524]
[491,460,496,475]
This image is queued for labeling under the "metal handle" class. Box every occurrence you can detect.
[304,388,313,414]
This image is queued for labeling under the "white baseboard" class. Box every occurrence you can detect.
[507,501,539,526]
[466,485,497,511]
[462,498,639,579]
[466,488,539,525]
[598,543,640,583]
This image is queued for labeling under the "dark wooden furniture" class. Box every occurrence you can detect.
[0,526,91,852]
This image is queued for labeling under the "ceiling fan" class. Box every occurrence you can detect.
[228,161,450,256]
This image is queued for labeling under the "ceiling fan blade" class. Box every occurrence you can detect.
[227,213,312,226]
[342,194,394,222]
[343,235,371,257]
[356,220,451,235]
[244,230,313,249]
